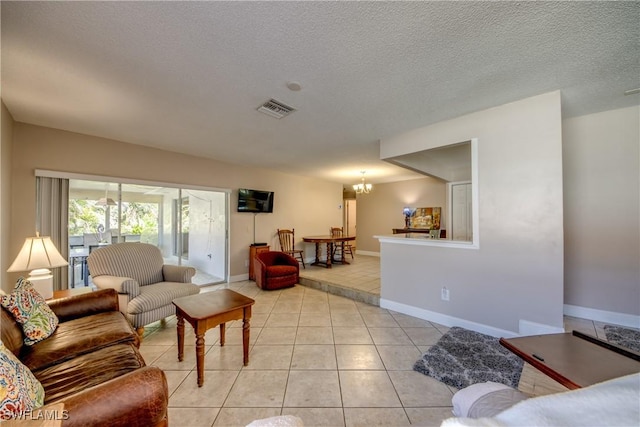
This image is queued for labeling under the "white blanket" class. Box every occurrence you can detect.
[441,373,640,427]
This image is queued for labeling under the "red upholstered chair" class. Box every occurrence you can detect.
[254,251,299,290]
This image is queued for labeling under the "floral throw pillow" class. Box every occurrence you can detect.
[0,278,59,345]
[0,340,45,420]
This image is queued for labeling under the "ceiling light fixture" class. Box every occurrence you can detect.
[353,171,373,194]
[96,197,116,206]
[624,88,640,96]
[286,81,302,91]
[96,186,116,206]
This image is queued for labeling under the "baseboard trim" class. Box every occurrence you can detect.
[564,304,640,328]
[519,319,564,336]
[380,298,519,338]
[355,250,379,257]
[230,274,249,283]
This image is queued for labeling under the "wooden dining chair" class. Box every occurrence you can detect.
[277,229,306,268]
[330,227,354,259]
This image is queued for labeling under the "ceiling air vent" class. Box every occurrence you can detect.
[257,99,296,119]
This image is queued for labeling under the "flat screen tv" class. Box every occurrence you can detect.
[237,188,274,213]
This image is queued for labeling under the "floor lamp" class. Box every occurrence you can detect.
[7,233,68,299]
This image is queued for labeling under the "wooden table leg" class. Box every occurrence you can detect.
[314,242,321,264]
[325,242,333,268]
[330,242,351,265]
[220,322,226,346]
[242,310,251,366]
[177,314,185,362]
[195,331,205,387]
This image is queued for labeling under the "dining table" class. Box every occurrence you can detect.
[302,235,356,268]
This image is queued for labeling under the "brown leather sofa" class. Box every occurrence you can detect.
[1,289,168,427]
[254,251,299,290]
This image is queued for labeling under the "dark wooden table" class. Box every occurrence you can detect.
[500,330,640,390]
[392,228,445,238]
[302,235,356,268]
[50,287,93,300]
[173,289,255,387]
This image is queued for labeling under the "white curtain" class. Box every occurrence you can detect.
[36,177,69,291]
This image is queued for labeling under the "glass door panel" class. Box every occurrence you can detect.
[180,189,227,284]
[68,179,228,288]
[119,183,168,248]
[68,180,120,287]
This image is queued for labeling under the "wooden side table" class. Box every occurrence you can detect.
[48,287,93,301]
[500,330,640,389]
[249,244,269,280]
[173,290,255,387]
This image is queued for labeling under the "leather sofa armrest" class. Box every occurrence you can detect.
[92,276,140,298]
[49,289,119,322]
[162,264,196,283]
[57,366,168,427]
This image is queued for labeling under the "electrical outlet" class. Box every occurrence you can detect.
[245,259,249,267]
[441,286,450,301]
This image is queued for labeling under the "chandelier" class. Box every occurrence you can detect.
[96,186,116,206]
[353,171,373,194]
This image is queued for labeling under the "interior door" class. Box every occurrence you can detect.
[345,199,356,238]
[451,183,472,241]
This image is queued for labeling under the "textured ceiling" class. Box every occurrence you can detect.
[1,1,638,185]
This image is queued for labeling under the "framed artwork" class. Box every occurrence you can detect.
[410,207,441,230]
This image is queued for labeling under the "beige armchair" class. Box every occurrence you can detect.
[87,242,200,336]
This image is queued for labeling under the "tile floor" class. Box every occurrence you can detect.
[139,255,632,427]
[299,254,381,296]
[141,282,457,427]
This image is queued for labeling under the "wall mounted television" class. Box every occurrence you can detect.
[237,188,274,213]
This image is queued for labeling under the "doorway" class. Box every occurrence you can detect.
[345,199,356,247]
[450,182,472,242]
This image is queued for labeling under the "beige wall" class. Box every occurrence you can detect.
[1,102,14,292]
[563,106,640,317]
[355,177,447,253]
[9,122,343,284]
[378,92,565,335]
[5,102,638,327]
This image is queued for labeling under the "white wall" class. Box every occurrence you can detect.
[378,92,565,335]
[563,106,640,320]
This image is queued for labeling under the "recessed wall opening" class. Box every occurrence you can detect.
[385,139,479,246]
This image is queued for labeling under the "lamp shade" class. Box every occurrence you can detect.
[7,235,68,273]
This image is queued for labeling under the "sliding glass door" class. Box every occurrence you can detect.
[67,179,228,288]
[179,189,227,284]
